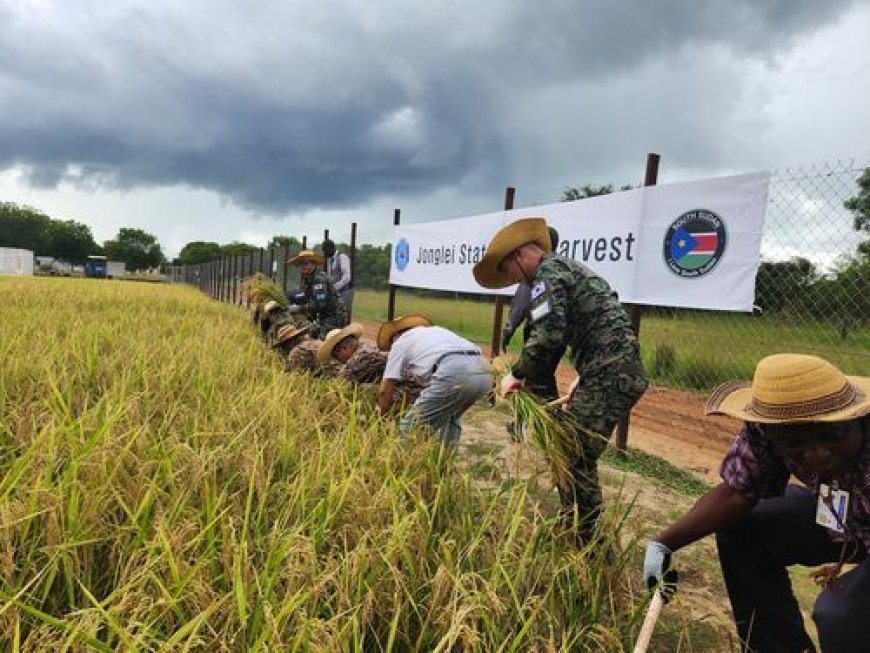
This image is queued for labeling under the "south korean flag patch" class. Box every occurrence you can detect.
[529,281,550,322]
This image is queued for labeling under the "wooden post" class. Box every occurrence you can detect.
[387,209,401,320]
[614,152,659,456]
[489,186,515,357]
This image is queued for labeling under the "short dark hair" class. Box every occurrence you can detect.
[322,239,336,256]
[548,227,560,250]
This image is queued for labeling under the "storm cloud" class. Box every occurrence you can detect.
[0,0,863,213]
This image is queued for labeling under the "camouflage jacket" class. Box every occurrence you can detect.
[265,309,298,345]
[301,269,348,336]
[512,253,642,385]
[339,342,387,384]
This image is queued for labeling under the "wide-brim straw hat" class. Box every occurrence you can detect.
[272,324,310,348]
[316,322,364,363]
[705,353,870,424]
[473,217,553,289]
[287,249,325,267]
[377,315,432,351]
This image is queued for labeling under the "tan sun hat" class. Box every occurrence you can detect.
[316,322,364,363]
[272,324,310,348]
[705,353,870,424]
[472,217,553,289]
[287,249,325,267]
[376,315,432,351]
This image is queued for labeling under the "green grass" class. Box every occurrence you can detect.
[601,448,711,498]
[354,289,870,391]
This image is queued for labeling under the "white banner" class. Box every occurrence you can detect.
[389,172,769,311]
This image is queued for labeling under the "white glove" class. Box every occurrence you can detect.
[643,541,673,590]
[499,372,523,397]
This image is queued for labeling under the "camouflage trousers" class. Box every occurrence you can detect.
[557,366,648,540]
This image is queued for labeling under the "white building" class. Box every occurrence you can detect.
[0,248,34,276]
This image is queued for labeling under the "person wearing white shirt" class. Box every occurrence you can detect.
[377,315,492,445]
[322,239,353,317]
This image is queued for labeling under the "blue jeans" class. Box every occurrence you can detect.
[399,356,492,445]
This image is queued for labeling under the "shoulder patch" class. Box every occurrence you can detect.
[530,281,547,300]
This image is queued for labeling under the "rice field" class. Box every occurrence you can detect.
[0,276,723,650]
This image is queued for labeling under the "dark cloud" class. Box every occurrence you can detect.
[0,0,859,212]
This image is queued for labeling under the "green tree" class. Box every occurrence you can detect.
[103,228,165,271]
[754,257,818,314]
[177,241,222,265]
[353,244,391,290]
[267,235,302,250]
[0,202,51,252]
[844,167,870,259]
[220,242,259,256]
[46,219,101,264]
[561,183,634,202]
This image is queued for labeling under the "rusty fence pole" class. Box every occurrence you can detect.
[387,209,401,320]
[349,222,357,320]
[614,152,660,457]
[489,186,515,357]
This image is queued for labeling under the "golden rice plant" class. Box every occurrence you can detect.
[242,272,288,306]
[509,390,580,493]
[0,276,720,650]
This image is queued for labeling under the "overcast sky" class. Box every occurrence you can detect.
[1,0,868,257]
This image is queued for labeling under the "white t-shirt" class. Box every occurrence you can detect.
[383,326,481,381]
[326,252,352,291]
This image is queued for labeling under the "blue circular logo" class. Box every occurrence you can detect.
[394,238,410,271]
[663,209,727,278]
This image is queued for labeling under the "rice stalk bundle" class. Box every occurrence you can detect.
[243,272,288,307]
[510,390,579,493]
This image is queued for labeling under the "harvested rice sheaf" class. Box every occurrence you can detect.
[510,390,580,492]
[243,272,289,307]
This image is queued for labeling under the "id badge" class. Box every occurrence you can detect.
[815,483,849,533]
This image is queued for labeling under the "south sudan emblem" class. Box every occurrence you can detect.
[663,209,727,278]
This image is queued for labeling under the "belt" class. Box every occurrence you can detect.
[431,349,481,374]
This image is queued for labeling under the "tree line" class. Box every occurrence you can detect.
[0,203,164,271]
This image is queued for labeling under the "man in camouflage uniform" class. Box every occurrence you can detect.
[262,301,298,345]
[316,323,387,384]
[272,324,310,356]
[287,250,348,339]
[474,217,648,541]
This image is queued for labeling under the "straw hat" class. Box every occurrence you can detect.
[316,322,364,363]
[287,250,325,267]
[272,324,309,348]
[473,218,553,289]
[705,354,870,424]
[376,315,432,351]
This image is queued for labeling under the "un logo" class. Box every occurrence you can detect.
[394,238,410,271]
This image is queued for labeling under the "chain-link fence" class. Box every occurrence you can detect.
[643,161,868,390]
[179,160,869,390]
